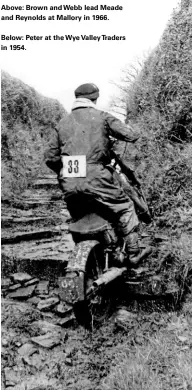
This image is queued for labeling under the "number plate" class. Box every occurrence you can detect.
[61,155,86,178]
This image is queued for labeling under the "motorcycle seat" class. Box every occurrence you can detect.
[68,213,109,235]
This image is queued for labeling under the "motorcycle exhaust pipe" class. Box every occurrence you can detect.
[93,267,127,288]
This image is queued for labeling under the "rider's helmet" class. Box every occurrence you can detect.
[74,83,99,100]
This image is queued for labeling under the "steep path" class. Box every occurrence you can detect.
[1,175,75,280]
[1,174,192,390]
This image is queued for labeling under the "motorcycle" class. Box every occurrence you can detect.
[58,156,179,327]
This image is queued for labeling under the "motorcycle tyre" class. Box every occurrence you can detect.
[74,243,113,328]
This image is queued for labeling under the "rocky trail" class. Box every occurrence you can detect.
[1,176,75,279]
[1,175,122,390]
[1,175,192,390]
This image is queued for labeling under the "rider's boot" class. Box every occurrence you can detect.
[125,231,152,267]
[126,231,140,266]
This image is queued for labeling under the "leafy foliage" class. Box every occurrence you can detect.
[119,0,192,233]
[1,71,66,202]
[125,0,192,142]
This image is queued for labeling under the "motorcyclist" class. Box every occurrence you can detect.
[44,83,142,266]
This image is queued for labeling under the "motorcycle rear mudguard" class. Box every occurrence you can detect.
[58,240,98,305]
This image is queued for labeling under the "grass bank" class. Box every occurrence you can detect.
[1,71,66,203]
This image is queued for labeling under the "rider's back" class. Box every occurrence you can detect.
[57,106,128,205]
[58,106,110,165]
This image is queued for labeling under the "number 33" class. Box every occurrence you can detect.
[68,159,79,173]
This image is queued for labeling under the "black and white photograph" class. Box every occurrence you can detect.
[1,0,192,389]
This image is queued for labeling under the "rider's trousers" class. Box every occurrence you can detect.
[97,198,139,237]
[96,197,140,260]
[62,165,140,256]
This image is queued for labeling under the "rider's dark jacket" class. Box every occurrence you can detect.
[44,100,140,206]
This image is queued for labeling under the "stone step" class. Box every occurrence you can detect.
[33,178,59,188]
[1,216,53,228]
[33,175,57,181]
[21,193,62,201]
[2,255,69,282]
[11,196,64,209]
[1,235,75,281]
[1,229,61,245]
[7,284,36,300]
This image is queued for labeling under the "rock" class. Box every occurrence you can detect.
[32,320,61,335]
[59,222,69,231]
[31,333,61,349]
[141,232,150,238]
[177,335,188,343]
[38,294,52,300]
[105,341,113,347]
[57,315,76,328]
[42,312,54,320]
[8,283,22,291]
[7,284,36,300]
[154,234,169,242]
[18,343,38,357]
[1,347,8,356]
[37,297,59,312]
[6,382,17,387]
[55,302,73,317]
[61,209,70,217]
[2,229,60,244]
[6,385,26,390]
[10,272,32,284]
[27,296,41,306]
[1,278,11,289]
[49,288,60,297]
[65,345,75,357]
[15,341,22,347]
[2,338,9,347]
[24,278,39,287]
[135,335,144,345]
[38,294,49,300]
[116,308,137,320]
[4,368,18,385]
[65,357,73,366]
[22,354,43,369]
[6,387,16,390]
[36,280,49,295]
[115,309,138,328]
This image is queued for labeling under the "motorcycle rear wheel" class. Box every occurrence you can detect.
[85,243,114,325]
[74,243,113,328]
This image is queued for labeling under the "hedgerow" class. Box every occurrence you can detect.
[1,71,66,202]
[125,0,192,143]
[120,0,192,227]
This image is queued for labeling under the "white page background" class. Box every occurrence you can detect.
[1,0,179,112]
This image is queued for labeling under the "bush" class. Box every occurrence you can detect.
[125,0,192,143]
[118,0,192,229]
[1,71,66,201]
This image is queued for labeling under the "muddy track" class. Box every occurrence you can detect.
[1,176,75,279]
[1,175,130,390]
[1,175,191,390]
